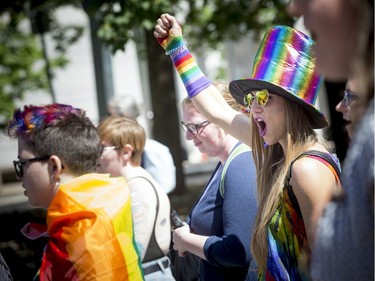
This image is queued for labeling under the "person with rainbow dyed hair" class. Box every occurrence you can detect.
[6,103,144,281]
[154,14,341,280]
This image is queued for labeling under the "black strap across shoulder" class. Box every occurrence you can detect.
[129,176,165,262]
[285,150,342,217]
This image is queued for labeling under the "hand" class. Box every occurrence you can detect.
[154,13,182,49]
[172,224,190,257]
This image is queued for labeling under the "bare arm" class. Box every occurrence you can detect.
[291,157,337,245]
[172,224,208,260]
[154,13,252,146]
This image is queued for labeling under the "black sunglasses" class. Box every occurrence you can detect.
[13,156,50,178]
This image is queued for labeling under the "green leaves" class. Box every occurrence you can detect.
[87,0,181,53]
[0,18,48,126]
[0,1,84,127]
[0,0,294,127]
[185,0,294,49]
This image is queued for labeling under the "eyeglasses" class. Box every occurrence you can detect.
[100,146,119,155]
[243,89,270,109]
[13,156,50,178]
[180,120,210,134]
[343,90,356,107]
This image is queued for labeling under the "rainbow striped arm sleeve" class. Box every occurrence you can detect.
[157,32,185,55]
[159,33,212,98]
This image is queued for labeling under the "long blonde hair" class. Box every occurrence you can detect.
[250,98,321,269]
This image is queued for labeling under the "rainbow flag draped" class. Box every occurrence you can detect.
[38,173,144,281]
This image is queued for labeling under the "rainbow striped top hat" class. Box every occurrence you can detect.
[229,25,327,129]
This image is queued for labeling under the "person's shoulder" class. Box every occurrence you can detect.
[292,155,328,175]
[291,155,336,189]
[225,144,255,177]
[128,168,161,188]
[129,168,170,202]
[228,144,254,168]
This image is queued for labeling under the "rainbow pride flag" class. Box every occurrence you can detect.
[37,173,144,280]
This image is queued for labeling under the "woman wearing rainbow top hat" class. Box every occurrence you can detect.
[154,14,341,280]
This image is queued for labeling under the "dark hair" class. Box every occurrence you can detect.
[7,103,101,175]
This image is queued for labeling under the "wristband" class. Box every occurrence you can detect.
[158,34,185,56]
[161,35,212,98]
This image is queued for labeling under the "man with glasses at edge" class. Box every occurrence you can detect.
[335,77,366,139]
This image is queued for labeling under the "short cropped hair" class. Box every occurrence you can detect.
[7,103,101,175]
[97,116,146,166]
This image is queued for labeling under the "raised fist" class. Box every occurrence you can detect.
[154,13,182,50]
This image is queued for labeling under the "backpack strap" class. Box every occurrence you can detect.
[285,150,342,216]
[220,143,251,198]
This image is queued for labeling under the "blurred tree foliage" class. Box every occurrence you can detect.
[82,0,293,53]
[0,0,293,128]
[0,0,83,127]
[82,0,181,54]
[0,16,47,126]
[185,0,294,47]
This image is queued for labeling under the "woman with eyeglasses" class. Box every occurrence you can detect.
[6,103,143,280]
[96,116,174,281]
[172,81,258,281]
[154,15,341,280]
[336,77,367,139]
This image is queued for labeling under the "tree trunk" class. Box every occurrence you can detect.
[145,29,186,194]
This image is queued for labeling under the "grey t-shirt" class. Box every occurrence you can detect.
[311,99,374,281]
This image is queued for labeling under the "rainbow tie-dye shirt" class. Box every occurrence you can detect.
[259,152,341,281]
[259,187,311,281]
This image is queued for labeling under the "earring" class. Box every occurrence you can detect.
[48,175,61,205]
[50,174,61,190]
